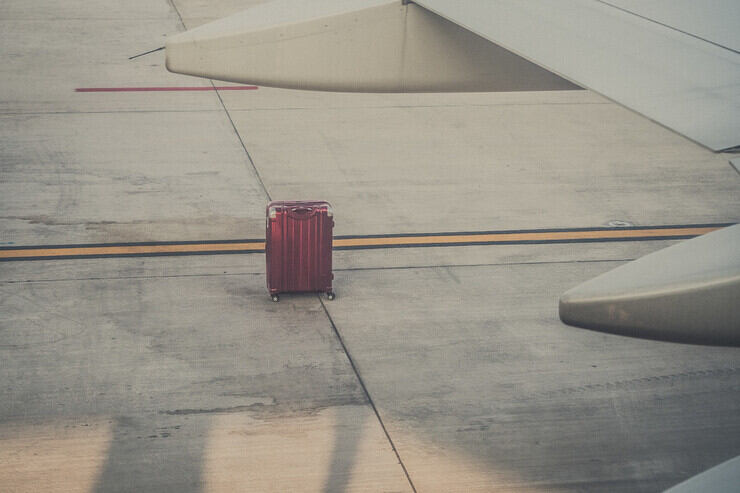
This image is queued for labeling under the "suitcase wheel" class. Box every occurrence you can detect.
[271,294,280,302]
[326,291,335,301]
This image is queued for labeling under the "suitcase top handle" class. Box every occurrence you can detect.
[287,206,319,219]
[266,201,333,219]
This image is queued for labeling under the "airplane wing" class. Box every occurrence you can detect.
[165,0,740,151]
[663,455,740,493]
[559,223,740,347]
[412,0,740,152]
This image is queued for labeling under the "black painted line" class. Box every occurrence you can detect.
[1,224,731,262]
[332,235,699,250]
[0,239,264,251]
[333,222,734,239]
[0,235,685,262]
[2,223,731,252]
[0,250,265,262]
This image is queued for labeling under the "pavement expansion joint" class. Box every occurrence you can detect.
[318,296,418,493]
[209,78,272,202]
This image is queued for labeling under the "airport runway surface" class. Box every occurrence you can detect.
[1,1,739,492]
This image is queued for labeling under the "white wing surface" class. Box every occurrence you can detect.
[600,0,740,52]
[414,0,740,151]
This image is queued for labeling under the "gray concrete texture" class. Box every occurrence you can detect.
[1,0,739,492]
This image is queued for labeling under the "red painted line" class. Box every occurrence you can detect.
[75,86,258,93]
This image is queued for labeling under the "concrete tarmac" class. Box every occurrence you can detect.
[1,0,739,492]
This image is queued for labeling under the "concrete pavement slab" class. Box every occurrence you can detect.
[172,0,272,29]
[0,268,410,492]
[0,111,268,245]
[0,17,198,114]
[323,261,740,492]
[228,92,739,236]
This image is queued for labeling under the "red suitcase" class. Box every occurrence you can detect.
[265,200,335,302]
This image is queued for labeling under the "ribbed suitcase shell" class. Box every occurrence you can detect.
[265,200,333,297]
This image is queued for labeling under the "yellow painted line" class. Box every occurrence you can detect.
[0,226,723,261]
[331,226,719,248]
[0,242,265,259]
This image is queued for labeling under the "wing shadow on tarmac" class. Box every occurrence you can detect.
[48,276,370,493]
[3,263,739,492]
[315,263,740,492]
[322,410,366,493]
[95,415,207,493]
